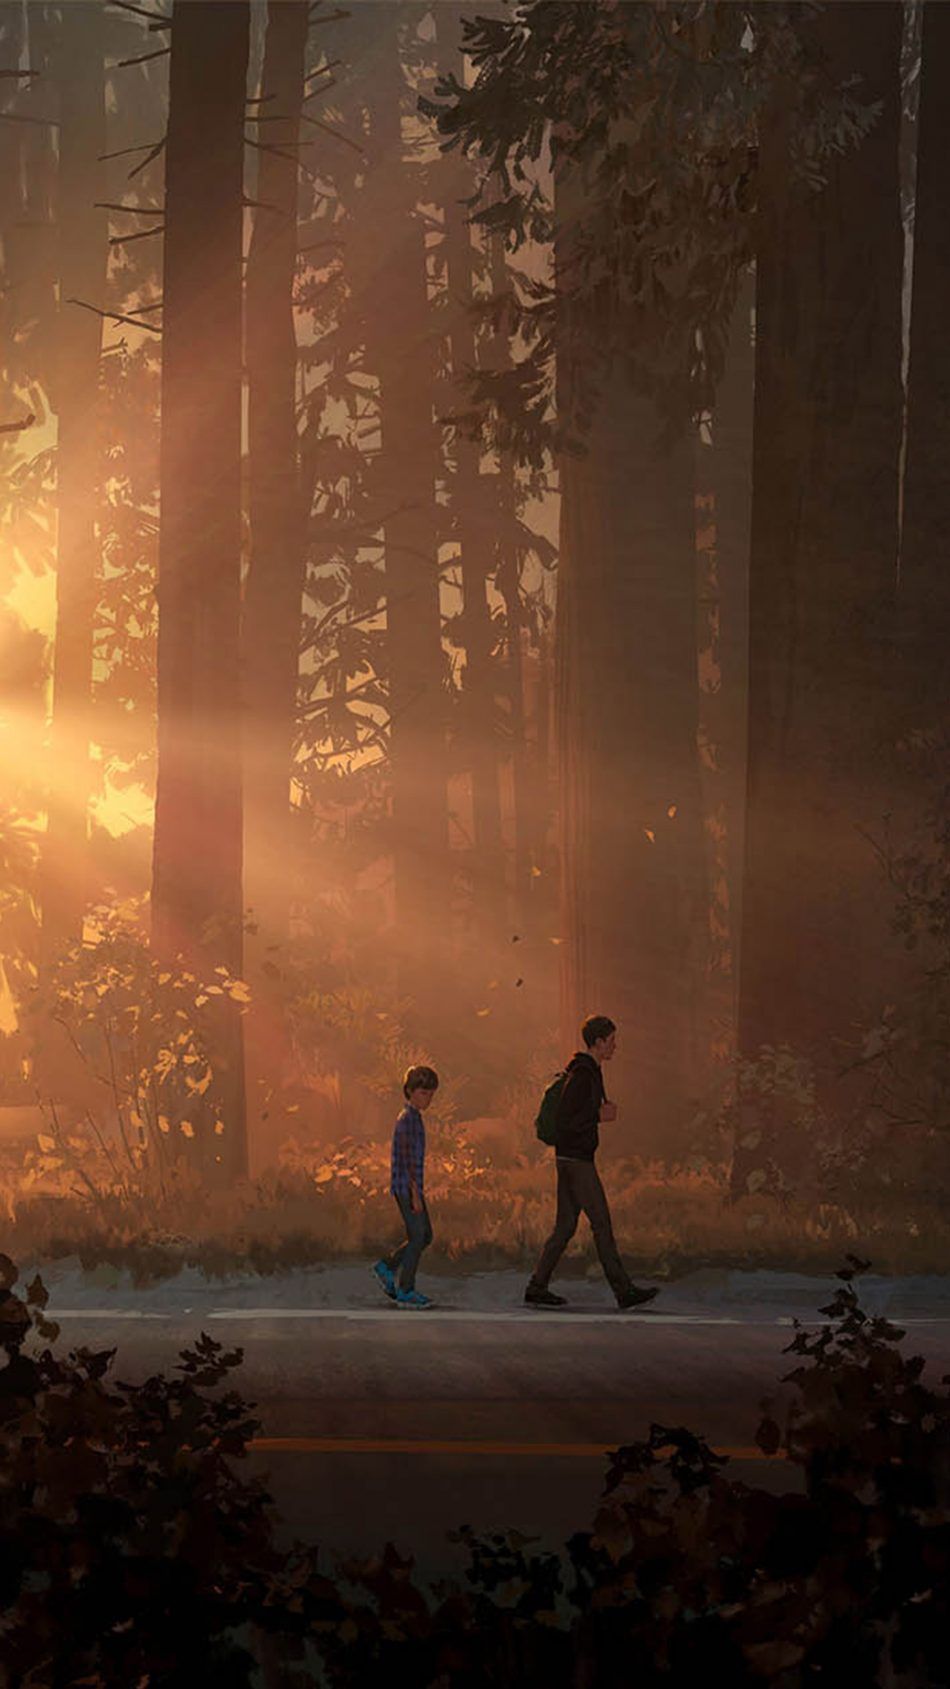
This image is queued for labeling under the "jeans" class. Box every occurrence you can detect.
[529,1157,632,1301]
[384,1191,433,1291]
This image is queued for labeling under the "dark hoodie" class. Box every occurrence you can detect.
[554,1050,606,1161]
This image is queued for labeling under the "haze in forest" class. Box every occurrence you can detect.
[0,0,948,1282]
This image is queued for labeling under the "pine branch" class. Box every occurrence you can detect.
[67,297,163,334]
[99,138,162,162]
[108,226,163,246]
[95,200,164,216]
[107,1,170,25]
[127,137,166,180]
[0,411,35,435]
[306,57,342,78]
[112,46,170,69]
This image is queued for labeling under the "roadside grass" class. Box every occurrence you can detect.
[3,1132,949,1282]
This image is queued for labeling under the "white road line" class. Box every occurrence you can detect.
[45,1309,950,1326]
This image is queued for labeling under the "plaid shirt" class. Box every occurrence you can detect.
[390,1104,425,1200]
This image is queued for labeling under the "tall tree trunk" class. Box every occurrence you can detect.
[695,269,755,1078]
[40,0,107,963]
[442,157,505,938]
[371,18,450,1003]
[489,230,534,935]
[242,0,308,1162]
[733,2,904,1198]
[900,0,950,729]
[151,0,250,1180]
[556,170,708,1156]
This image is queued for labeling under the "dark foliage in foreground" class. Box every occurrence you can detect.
[1,1252,949,1686]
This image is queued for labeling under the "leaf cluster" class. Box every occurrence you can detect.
[422,0,884,454]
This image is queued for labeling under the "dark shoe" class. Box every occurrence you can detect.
[616,1285,658,1310]
[524,1286,568,1308]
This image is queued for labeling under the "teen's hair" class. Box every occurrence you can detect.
[582,1015,616,1048]
[403,1063,440,1098]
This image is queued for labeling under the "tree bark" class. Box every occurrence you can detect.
[151,0,250,1180]
[442,155,505,938]
[556,165,708,1155]
[900,0,950,728]
[489,231,534,936]
[242,0,308,1164]
[733,2,905,1196]
[695,269,755,1076]
[370,17,450,1000]
[40,0,107,963]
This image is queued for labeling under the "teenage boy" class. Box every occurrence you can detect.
[373,1064,439,1310]
[525,1015,659,1311]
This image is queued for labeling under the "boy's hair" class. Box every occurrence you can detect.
[582,1015,616,1048]
[403,1063,440,1098]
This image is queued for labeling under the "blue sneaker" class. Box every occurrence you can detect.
[395,1288,432,1309]
[372,1260,396,1301]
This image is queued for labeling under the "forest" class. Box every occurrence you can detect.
[0,0,949,1282]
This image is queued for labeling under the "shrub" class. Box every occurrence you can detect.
[2,1253,950,1684]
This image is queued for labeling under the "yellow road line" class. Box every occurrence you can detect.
[250,1437,780,1460]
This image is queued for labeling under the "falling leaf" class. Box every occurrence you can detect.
[476,1007,491,1017]
[549,937,562,946]
[229,980,252,1004]
[515,978,524,988]
[158,972,172,985]
[314,1164,334,1184]
[214,1121,225,1136]
[180,1121,195,1139]
[667,804,677,819]
[157,1115,171,1134]
[195,993,209,1007]
[511,934,521,943]
[530,866,542,877]
[37,1134,56,1153]
[488,980,499,990]
[644,828,655,843]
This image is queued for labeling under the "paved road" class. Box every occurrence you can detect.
[34,1263,950,1582]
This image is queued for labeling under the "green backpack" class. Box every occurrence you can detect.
[535,1071,567,1145]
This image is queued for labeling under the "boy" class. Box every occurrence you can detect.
[525,1015,659,1311]
[372,1063,439,1309]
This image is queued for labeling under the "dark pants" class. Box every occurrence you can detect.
[384,1191,433,1291]
[529,1157,632,1301]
